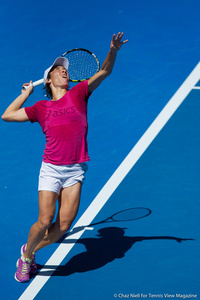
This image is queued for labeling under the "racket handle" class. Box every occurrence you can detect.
[32,78,44,87]
[23,78,44,90]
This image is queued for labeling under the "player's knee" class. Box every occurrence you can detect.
[38,215,54,231]
[59,220,72,233]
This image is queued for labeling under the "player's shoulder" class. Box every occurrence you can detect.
[70,80,88,90]
[69,81,89,96]
[35,99,50,107]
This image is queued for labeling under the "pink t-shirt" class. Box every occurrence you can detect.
[25,80,91,165]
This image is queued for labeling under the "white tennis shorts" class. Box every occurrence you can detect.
[38,161,88,194]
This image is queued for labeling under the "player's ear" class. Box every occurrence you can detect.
[46,78,51,84]
[46,70,52,85]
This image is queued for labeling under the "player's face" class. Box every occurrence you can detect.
[49,66,69,88]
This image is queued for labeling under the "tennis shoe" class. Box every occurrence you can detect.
[15,256,31,283]
[21,244,37,274]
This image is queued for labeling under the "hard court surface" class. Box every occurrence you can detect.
[0,0,199,299]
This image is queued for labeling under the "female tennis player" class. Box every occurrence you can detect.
[2,32,128,283]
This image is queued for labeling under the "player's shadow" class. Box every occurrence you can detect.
[36,227,194,277]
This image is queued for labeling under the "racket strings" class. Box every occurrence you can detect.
[64,50,99,81]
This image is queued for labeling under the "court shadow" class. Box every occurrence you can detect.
[36,227,194,277]
[56,206,152,240]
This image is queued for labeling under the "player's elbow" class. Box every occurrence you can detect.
[1,112,13,122]
[101,68,112,77]
[1,113,8,121]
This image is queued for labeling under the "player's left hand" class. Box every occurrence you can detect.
[110,32,128,52]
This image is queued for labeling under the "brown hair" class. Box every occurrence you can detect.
[44,71,52,99]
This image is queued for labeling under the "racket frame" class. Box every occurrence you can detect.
[62,48,100,82]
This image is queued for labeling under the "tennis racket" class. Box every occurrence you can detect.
[62,48,100,82]
[24,48,100,88]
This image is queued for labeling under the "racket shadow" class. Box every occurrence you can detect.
[60,207,152,239]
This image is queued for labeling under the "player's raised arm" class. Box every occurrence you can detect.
[88,32,128,93]
[1,82,33,122]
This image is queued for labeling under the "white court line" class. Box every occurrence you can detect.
[19,62,200,300]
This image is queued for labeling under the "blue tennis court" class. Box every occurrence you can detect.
[0,0,200,299]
